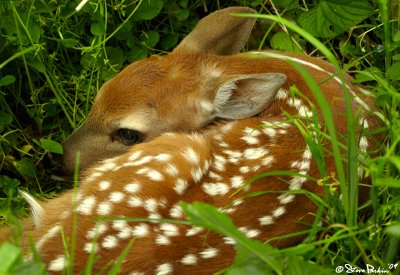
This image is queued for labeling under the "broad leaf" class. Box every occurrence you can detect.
[39,138,63,154]
[298,0,373,38]
[134,0,164,21]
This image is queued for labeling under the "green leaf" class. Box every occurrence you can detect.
[39,138,63,154]
[270,32,303,53]
[353,67,384,83]
[0,111,13,132]
[134,0,164,21]
[374,177,400,188]
[14,158,37,178]
[0,242,22,273]
[0,75,16,87]
[272,0,298,9]
[298,0,373,38]
[387,62,400,80]
[161,33,179,50]
[28,60,46,73]
[128,47,148,62]
[140,31,160,48]
[0,175,20,197]
[175,9,189,21]
[285,255,335,275]
[385,223,400,237]
[61,38,79,48]
[393,31,400,42]
[91,21,106,36]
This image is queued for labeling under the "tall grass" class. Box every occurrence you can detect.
[0,0,399,273]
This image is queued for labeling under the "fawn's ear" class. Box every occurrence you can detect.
[174,7,257,55]
[210,73,287,119]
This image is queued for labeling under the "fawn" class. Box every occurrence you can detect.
[1,6,378,274]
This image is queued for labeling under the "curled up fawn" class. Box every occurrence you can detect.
[0,7,379,274]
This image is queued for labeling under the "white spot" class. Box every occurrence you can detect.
[230,176,244,188]
[77,196,96,215]
[243,127,261,136]
[129,156,154,166]
[182,147,200,165]
[128,150,142,162]
[241,135,259,145]
[199,100,214,113]
[95,161,117,172]
[181,254,197,265]
[109,192,125,203]
[272,206,286,218]
[102,235,118,249]
[144,198,158,213]
[291,160,311,171]
[239,166,250,174]
[137,167,164,181]
[202,182,230,196]
[154,153,172,162]
[132,223,150,238]
[223,237,236,245]
[148,213,162,220]
[278,193,295,204]
[213,155,226,172]
[276,88,288,99]
[289,176,307,190]
[174,179,188,195]
[131,272,145,275]
[127,196,143,207]
[86,172,103,182]
[155,263,173,275]
[200,247,219,259]
[165,163,179,177]
[209,171,223,180]
[124,182,140,193]
[86,222,108,239]
[359,136,369,152]
[262,156,275,166]
[219,141,229,148]
[169,204,183,219]
[262,127,277,138]
[239,227,261,238]
[155,234,171,245]
[97,201,112,216]
[48,255,67,271]
[191,167,204,183]
[259,215,274,226]
[186,227,203,236]
[160,223,179,237]
[112,220,129,231]
[243,148,268,160]
[83,242,98,253]
[303,146,312,160]
[221,122,236,133]
[98,180,111,191]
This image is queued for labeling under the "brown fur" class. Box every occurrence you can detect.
[1,7,380,274]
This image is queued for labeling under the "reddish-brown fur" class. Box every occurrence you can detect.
[1,7,379,274]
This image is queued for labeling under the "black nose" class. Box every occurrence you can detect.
[44,154,70,181]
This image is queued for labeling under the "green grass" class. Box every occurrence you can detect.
[1,0,399,274]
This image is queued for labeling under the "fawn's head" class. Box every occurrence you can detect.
[61,7,287,175]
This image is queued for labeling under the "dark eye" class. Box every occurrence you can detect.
[116,129,142,145]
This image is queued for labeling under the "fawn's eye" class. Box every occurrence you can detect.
[116,129,143,145]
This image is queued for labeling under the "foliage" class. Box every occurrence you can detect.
[0,0,399,273]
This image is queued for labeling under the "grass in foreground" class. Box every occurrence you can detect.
[0,0,399,274]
